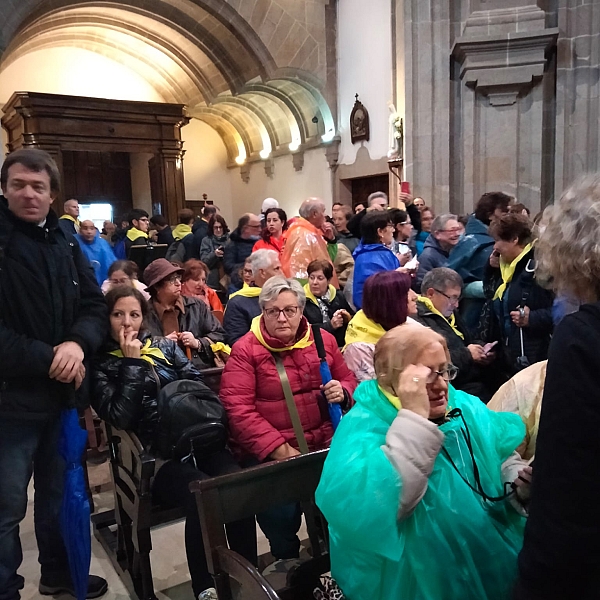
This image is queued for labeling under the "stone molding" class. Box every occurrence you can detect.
[452,29,559,106]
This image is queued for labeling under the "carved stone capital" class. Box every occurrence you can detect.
[264,158,274,179]
[240,163,250,183]
[292,151,305,172]
[452,29,558,101]
[325,137,341,170]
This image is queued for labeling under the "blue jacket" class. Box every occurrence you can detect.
[223,294,261,346]
[76,230,116,286]
[448,216,494,284]
[415,235,449,290]
[352,242,400,309]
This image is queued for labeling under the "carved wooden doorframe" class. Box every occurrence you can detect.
[1,91,190,223]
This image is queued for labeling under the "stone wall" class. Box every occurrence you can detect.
[397,0,600,216]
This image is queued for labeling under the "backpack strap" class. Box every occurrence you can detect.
[272,354,310,454]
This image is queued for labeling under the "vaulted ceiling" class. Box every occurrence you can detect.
[0,0,337,165]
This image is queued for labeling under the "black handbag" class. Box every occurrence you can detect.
[155,379,228,463]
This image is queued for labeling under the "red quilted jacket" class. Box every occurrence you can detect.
[220,317,357,461]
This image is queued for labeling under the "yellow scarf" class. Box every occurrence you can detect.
[60,214,80,225]
[109,338,171,366]
[210,342,231,356]
[303,283,336,306]
[172,223,192,241]
[379,384,401,410]
[229,284,262,300]
[493,243,534,300]
[344,310,386,347]
[126,227,149,241]
[250,315,313,352]
[418,296,464,340]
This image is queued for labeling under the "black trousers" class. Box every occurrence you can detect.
[152,449,257,596]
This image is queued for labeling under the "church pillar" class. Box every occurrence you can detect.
[148,148,186,225]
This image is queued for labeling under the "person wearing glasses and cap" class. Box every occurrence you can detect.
[316,324,529,600]
[413,268,495,402]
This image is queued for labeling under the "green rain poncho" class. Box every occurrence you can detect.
[316,379,526,600]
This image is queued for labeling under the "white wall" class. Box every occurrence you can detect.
[337,0,393,165]
[0,47,165,108]
[181,119,233,225]
[228,148,333,223]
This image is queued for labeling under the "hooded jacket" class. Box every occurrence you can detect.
[223,227,257,289]
[223,293,262,346]
[316,379,526,600]
[448,216,495,284]
[0,196,107,417]
[302,285,354,347]
[91,332,204,449]
[76,230,116,286]
[415,235,450,289]
[219,317,357,461]
[352,242,400,309]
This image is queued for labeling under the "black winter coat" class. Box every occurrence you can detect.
[514,303,600,600]
[92,333,203,449]
[223,228,257,288]
[192,219,209,258]
[488,249,553,373]
[145,295,226,368]
[0,197,107,417]
[200,234,229,289]
[223,294,261,346]
[303,291,354,347]
[412,302,477,387]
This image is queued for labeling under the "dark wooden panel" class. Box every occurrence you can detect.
[351,174,389,209]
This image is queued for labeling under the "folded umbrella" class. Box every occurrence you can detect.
[312,326,342,430]
[58,406,91,600]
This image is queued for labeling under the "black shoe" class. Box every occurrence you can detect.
[39,574,108,599]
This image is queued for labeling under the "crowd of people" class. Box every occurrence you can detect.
[1,146,598,600]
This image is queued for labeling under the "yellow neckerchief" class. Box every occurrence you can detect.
[210,342,231,356]
[493,242,534,300]
[229,284,262,300]
[172,223,192,241]
[303,283,336,306]
[60,214,80,226]
[109,338,171,366]
[250,315,313,352]
[418,296,464,340]
[126,227,149,241]
[344,310,386,347]
[378,384,401,410]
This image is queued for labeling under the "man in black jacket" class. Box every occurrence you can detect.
[0,149,108,599]
[413,268,494,401]
[223,213,261,290]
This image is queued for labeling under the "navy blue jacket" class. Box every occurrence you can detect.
[352,242,400,309]
[223,294,261,346]
[448,216,494,284]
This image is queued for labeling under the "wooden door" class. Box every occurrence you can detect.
[351,174,389,210]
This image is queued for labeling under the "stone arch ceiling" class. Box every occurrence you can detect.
[0,0,335,166]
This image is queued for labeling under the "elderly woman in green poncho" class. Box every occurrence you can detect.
[316,324,530,600]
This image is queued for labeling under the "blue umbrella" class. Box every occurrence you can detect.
[58,407,91,600]
[312,326,342,430]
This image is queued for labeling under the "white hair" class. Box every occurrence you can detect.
[298,198,325,219]
[259,276,306,310]
[248,249,278,276]
[431,213,457,234]
[262,197,279,213]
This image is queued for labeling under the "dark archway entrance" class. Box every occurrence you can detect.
[1,91,189,223]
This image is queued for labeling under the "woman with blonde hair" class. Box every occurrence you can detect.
[515,175,600,600]
[317,324,528,600]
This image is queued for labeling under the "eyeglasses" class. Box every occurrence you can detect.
[427,365,459,384]
[263,306,299,320]
[165,275,182,285]
[243,268,253,275]
[439,227,461,234]
[434,288,461,304]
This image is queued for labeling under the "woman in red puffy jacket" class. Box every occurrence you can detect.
[220,276,357,560]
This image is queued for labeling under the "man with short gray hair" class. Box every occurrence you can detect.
[413,267,493,400]
[58,198,80,235]
[281,197,338,285]
[223,249,282,345]
[415,213,461,288]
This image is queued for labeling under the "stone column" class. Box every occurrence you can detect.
[148,149,186,224]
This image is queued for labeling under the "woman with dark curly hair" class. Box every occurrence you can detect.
[199,214,229,289]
